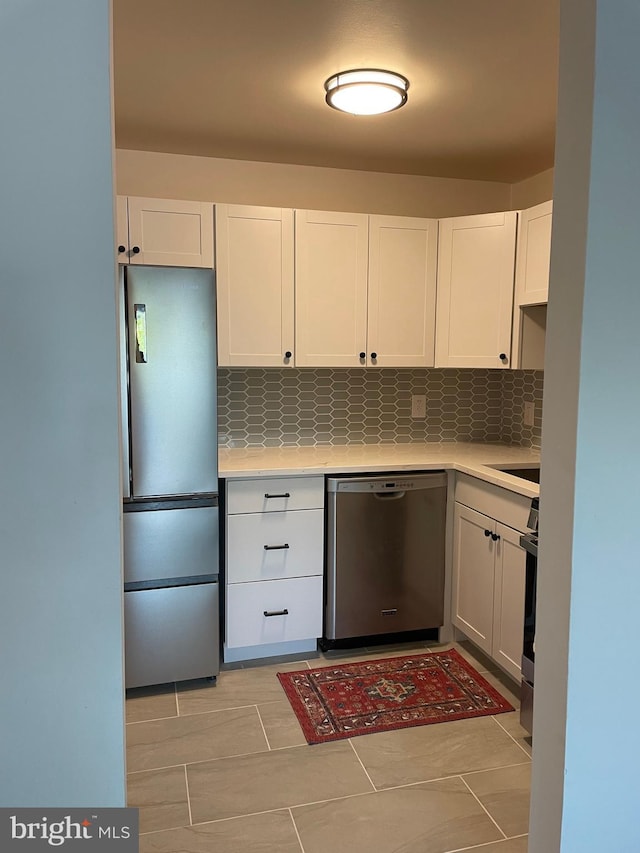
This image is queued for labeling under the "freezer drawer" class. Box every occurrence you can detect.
[226,576,323,649]
[226,509,324,583]
[124,582,219,688]
[123,502,218,584]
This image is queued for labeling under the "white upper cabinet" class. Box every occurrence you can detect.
[117,196,214,267]
[514,200,553,306]
[216,204,295,367]
[367,216,438,367]
[295,210,437,368]
[295,210,369,367]
[435,211,517,368]
[116,195,129,264]
[511,200,552,369]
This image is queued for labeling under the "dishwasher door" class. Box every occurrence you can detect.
[325,473,447,641]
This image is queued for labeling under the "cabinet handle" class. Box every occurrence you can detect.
[491,532,500,542]
[370,352,378,359]
[132,245,141,255]
[263,544,290,551]
[117,244,126,254]
[264,492,290,499]
[264,609,289,617]
[359,352,366,359]
[499,353,508,363]
[484,529,491,537]
[284,351,292,359]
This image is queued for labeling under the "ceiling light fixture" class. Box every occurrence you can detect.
[324,68,409,116]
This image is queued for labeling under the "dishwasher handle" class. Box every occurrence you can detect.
[373,491,406,501]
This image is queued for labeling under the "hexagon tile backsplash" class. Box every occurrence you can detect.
[217,368,543,449]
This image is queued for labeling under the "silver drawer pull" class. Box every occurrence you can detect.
[264,609,289,617]
[264,492,290,499]
[381,608,398,616]
[264,544,290,551]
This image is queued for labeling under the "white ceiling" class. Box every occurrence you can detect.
[112,0,559,183]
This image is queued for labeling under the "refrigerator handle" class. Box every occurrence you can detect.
[134,304,147,363]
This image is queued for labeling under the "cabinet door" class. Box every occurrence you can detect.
[514,200,552,307]
[216,204,294,366]
[116,195,129,263]
[435,211,517,368]
[452,503,496,655]
[492,522,526,681]
[295,210,368,367]
[367,216,438,367]
[127,197,214,267]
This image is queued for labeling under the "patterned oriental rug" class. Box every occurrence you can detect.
[277,648,514,745]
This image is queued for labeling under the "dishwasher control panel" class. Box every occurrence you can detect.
[327,472,447,494]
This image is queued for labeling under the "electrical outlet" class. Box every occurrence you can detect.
[523,401,535,427]
[411,395,427,419]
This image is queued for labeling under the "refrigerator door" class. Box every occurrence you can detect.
[118,267,131,499]
[123,499,219,585]
[126,266,218,498]
[124,582,220,688]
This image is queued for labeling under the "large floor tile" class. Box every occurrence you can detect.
[187,740,373,823]
[126,683,177,724]
[429,640,501,674]
[463,763,531,837]
[127,706,267,772]
[492,711,532,757]
[292,776,503,853]
[481,669,521,710]
[176,661,304,715]
[351,715,529,789]
[139,811,302,853]
[451,835,528,852]
[127,766,189,834]
[257,700,307,749]
[318,641,432,667]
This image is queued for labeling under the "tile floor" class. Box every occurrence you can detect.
[126,640,532,853]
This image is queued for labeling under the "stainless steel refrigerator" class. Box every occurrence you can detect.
[121,265,220,689]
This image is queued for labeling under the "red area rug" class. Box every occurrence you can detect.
[277,648,514,745]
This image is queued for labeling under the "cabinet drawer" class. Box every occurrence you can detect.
[455,473,530,532]
[124,583,219,688]
[227,509,323,583]
[226,476,324,514]
[226,576,323,648]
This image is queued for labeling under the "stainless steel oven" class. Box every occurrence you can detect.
[519,496,539,735]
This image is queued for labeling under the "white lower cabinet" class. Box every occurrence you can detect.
[224,475,325,662]
[226,576,323,649]
[452,504,496,655]
[227,509,324,583]
[452,475,528,681]
[492,523,527,678]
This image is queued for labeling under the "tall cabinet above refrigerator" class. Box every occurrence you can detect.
[121,265,220,689]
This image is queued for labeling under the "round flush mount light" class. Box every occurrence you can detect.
[324,68,409,116]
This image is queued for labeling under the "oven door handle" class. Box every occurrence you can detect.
[519,534,538,558]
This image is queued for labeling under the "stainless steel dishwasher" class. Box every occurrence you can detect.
[325,472,447,643]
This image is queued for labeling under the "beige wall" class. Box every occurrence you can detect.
[116,149,512,218]
[511,167,555,208]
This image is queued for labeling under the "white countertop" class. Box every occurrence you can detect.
[219,442,540,497]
